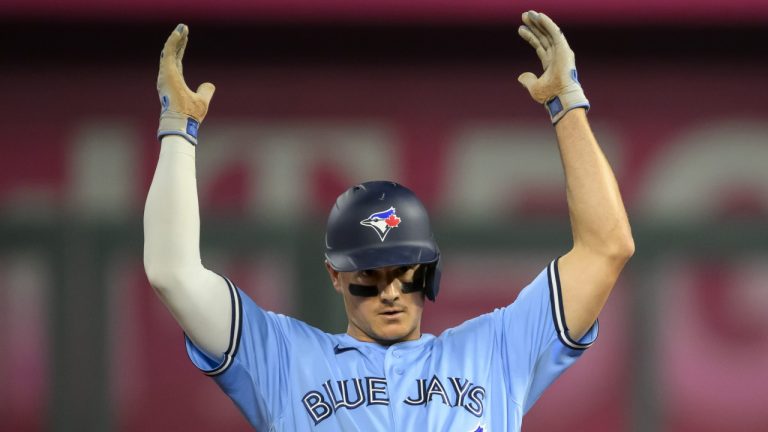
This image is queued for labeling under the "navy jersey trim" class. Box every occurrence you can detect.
[204,275,243,376]
[547,258,595,350]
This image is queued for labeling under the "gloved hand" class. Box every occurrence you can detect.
[517,11,589,124]
[157,24,215,145]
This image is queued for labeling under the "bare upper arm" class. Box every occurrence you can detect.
[557,245,632,340]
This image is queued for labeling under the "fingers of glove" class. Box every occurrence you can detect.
[175,25,189,74]
[159,37,180,89]
[535,12,566,45]
[161,24,183,66]
[196,82,216,105]
[159,25,191,92]
[522,11,550,51]
[518,72,549,103]
[534,12,573,54]
[517,72,538,91]
[524,11,558,49]
[518,25,547,59]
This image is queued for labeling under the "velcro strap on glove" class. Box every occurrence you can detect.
[158,112,200,146]
[545,70,590,125]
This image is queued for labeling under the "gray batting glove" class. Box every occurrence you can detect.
[157,24,215,145]
[517,11,589,124]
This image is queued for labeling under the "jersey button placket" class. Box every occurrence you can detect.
[385,347,404,430]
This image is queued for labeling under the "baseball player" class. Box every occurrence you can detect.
[144,11,634,431]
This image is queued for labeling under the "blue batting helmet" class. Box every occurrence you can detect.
[324,181,442,301]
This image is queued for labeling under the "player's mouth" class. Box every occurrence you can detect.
[379,309,404,318]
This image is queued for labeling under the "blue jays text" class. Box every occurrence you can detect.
[303,375,486,425]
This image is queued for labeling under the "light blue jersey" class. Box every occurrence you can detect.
[186,258,598,431]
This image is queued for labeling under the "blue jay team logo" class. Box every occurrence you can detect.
[360,207,401,241]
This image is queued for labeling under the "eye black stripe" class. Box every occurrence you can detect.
[400,281,422,293]
[348,284,378,297]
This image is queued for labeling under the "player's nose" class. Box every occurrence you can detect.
[379,280,400,302]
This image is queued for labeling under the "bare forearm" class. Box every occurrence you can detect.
[555,109,634,258]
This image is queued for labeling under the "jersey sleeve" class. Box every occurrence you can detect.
[184,275,292,429]
[498,257,599,412]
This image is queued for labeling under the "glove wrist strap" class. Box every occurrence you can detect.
[158,112,200,145]
[546,84,590,125]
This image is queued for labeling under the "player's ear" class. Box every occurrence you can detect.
[325,260,342,293]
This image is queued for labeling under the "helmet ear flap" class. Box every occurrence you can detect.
[424,258,442,302]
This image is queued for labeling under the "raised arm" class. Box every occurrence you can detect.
[143,24,231,357]
[518,11,634,340]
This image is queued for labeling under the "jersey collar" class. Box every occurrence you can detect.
[334,333,435,354]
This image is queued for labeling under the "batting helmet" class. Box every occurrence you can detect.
[324,181,442,301]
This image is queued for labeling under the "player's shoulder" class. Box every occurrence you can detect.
[432,263,553,344]
[266,309,335,341]
[436,310,501,346]
[237,287,337,345]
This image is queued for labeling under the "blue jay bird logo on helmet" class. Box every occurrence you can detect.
[360,207,401,241]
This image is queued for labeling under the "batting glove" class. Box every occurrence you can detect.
[517,11,589,125]
[157,24,215,145]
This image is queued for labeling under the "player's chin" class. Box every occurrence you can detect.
[373,323,416,343]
